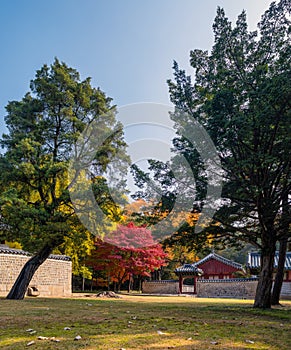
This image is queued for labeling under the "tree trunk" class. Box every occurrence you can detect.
[272,191,290,305]
[82,276,85,292]
[127,275,132,293]
[271,237,288,305]
[107,275,110,291]
[6,244,53,300]
[254,240,276,308]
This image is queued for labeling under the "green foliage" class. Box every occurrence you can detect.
[168,0,291,246]
[167,1,291,308]
[0,58,128,260]
[53,222,94,276]
[130,1,290,308]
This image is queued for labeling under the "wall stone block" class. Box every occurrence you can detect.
[0,253,72,297]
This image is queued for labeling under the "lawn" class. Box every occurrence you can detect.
[0,294,290,350]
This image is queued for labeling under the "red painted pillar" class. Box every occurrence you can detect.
[194,276,197,294]
[179,276,183,294]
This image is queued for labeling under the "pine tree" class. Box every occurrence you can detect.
[0,59,128,299]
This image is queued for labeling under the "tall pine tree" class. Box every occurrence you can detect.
[0,59,128,299]
[167,0,290,308]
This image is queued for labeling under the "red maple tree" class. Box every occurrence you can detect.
[88,223,167,291]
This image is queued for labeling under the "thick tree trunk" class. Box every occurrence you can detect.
[271,237,288,305]
[6,245,53,300]
[272,191,290,305]
[253,240,276,309]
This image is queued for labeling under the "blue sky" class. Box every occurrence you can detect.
[0,0,273,135]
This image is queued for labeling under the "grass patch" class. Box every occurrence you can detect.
[0,295,290,349]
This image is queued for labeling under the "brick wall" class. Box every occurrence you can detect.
[0,253,72,297]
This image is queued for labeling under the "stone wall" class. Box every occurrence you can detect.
[142,278,291,300]
[280,282,291,298]
[197,278,258,299]
[142,280,179,294]
[0,253,72,297]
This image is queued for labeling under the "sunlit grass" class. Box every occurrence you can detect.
[0,295,290,349]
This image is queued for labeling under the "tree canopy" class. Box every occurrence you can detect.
[131,0,290,308]
[168,0,291,308]
[87,223,167,291]
[0,58,128,299]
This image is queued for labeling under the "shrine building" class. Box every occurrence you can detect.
[247,251,291,282]
[175,252,244,294]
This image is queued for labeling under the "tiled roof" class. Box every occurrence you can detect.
[0,245,71,261]
[193,253,243,270]
[0,246,31,256]
[48,254,71,262]
[175,253,243,276]
[248,252,291,270]
[175,264,203,276]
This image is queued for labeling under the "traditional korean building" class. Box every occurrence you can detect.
[194,253,244,280]
[247,251,291,281]
[174,264,203,294]
[143,252,291,299]
[175,253,244,294]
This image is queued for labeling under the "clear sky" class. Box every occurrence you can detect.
[0,0,273,135]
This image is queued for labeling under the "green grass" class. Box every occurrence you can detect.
[0,294,290,349]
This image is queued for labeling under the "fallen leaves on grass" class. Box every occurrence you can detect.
[50,337,60,342]
[26,329,36,334]
[26,341,35,346]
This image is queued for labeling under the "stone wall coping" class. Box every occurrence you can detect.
[47,254,71,262]
[0,246,71,261]
[0,247,31,256]
[144,280,178,283]
[144,278,260,285]
[198,277,258,283]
